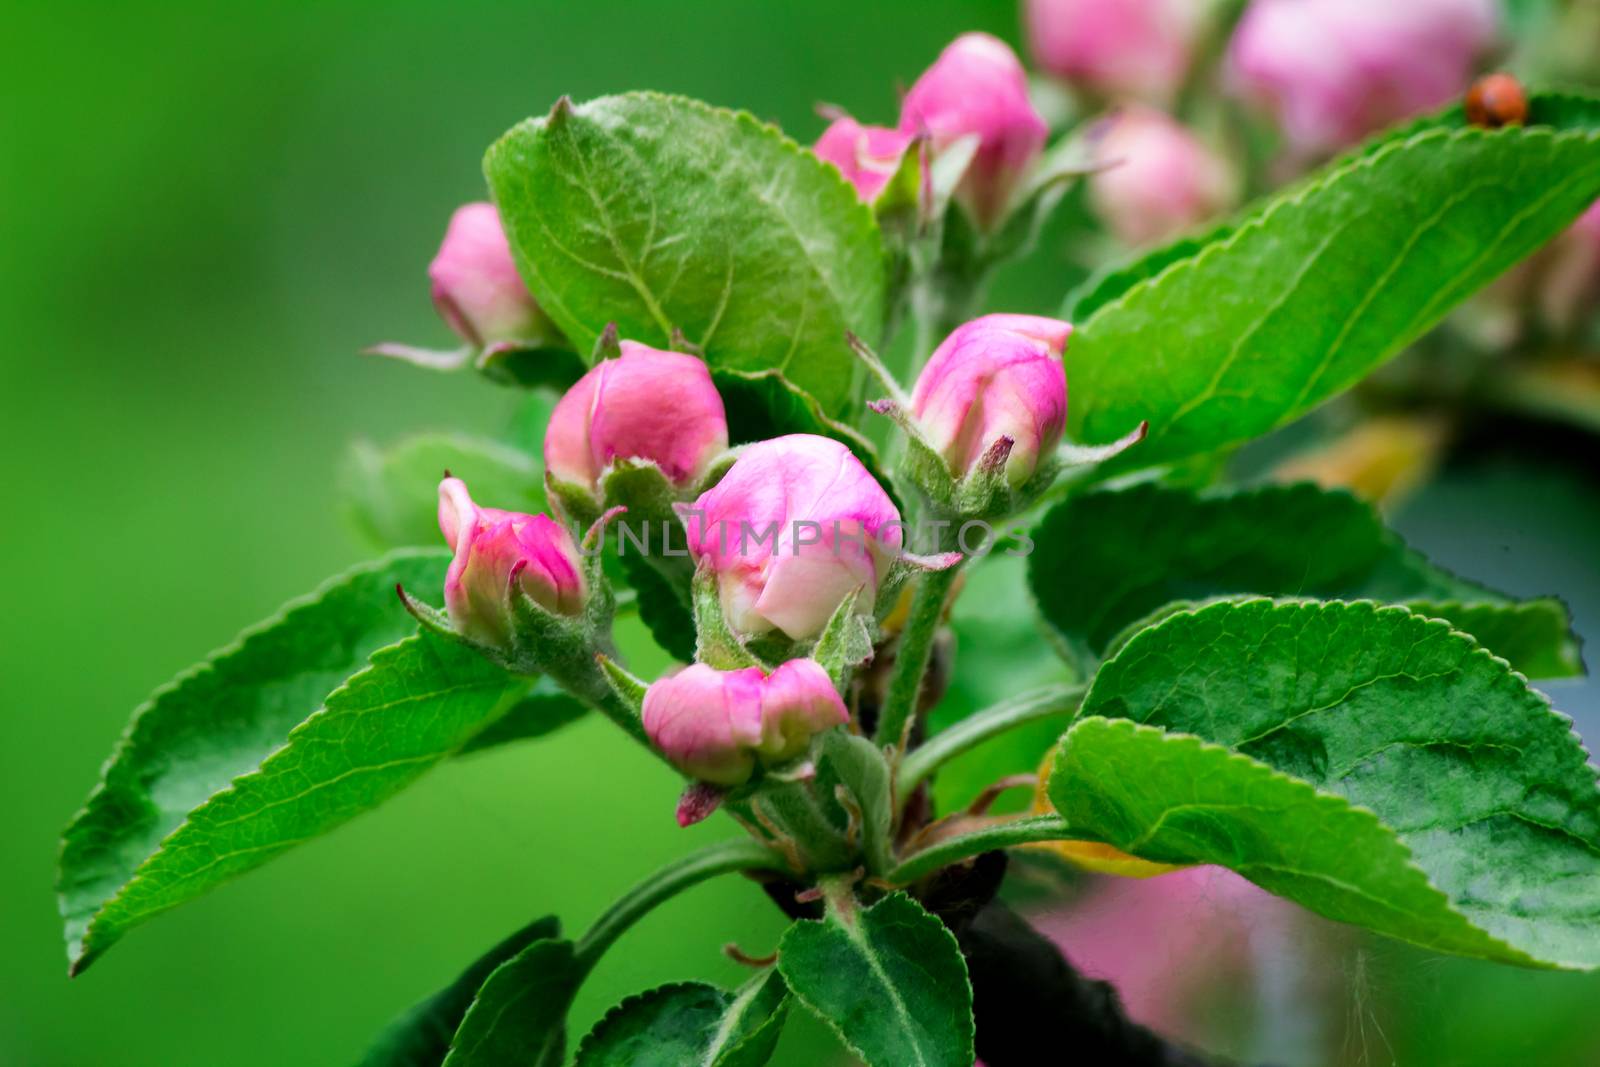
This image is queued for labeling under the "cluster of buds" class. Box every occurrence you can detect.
[812,33,1047,231]
[1228,0,1501,157]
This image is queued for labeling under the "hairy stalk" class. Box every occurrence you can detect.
[575,838,789,971]
[874,562,963,752]
[896,682,1087,810]
[888,814,1074,885]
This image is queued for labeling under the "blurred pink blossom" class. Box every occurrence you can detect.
[1228,0,1500,155]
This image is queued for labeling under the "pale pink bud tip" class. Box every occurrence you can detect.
[813,116,915,202]
[910,314,1070,487]
[643,660,849,788]
[1088,107,1236,247]
[1227,0,1500,155]
[437,477,586,647]
[544,340,729,493]
[1025,0,1203,105]
[899,33,1048,228]
[684,434,903,640]
[428,202,549,348]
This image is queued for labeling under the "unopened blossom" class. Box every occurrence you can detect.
[683,435,902,640]
[899,32,1049,227]
[544,340,728,493]
[642,659,848,786]
[910,314,1070,486]
[1227,0,1500,155]
[1540,199,1600,332]
[428,201,556,348]
[1024,0,1203,104]
[813,116,915,202]
[437,477,585,647]
[1088,106,1236,246]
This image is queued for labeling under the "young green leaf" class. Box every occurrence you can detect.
[344,434,542,550]
[359,915,562,1067]
[1027,482,1582,677]
[573,971,789,1067]
[1057,599,1600,968]
[442,937,581,1067]
[1064,94,1600,468]
[485,92,888,417]
[63,629,524,974]
[778,891,975,1067]
[58,551,450,974]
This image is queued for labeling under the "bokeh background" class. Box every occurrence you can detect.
[3,2,1597,1064]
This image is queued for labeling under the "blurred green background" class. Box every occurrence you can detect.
[3,2,1597,1065]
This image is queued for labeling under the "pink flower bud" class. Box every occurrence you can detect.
[813,116,916,202]
[428,202,553,347]
[1540,199,1600,332]
[910,314,1070,486]
[1088,107,1236,247]
[438,477,586,647]
[544,341,729,492]
[899,33,1049,228]
[1024,0,1202,104]
[1228,0,1500,155]
[684,435,903,640]
[642,659,848,786]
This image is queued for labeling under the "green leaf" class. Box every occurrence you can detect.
[344,434,542,550]
[1065,94,1600,468]
[63,627,524,974]
[456,685,589,756]
[1027,482,1582,677]
[814,732,894,877]
[443,936,581,1067]
[486,92,887,417]
[617,551,696,663]
[58,551,449,973]
[574,972,789,1067]
[359,916,561,1067]
[778,891,974,1066]
[1058,598,1600,968]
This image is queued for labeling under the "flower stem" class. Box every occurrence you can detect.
[873,562,963,752]
[574,837,789,971]
[895,682,1087,812]
[888,813,1075,885]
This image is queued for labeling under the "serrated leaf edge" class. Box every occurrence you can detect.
[1059,715,1544,967]
[57,550,448,963]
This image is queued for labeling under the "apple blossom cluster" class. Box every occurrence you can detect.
[403,10,1599,822]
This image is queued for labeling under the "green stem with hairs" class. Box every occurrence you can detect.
[888,814,1078,885]
[895,682,1087,812]
[575,837,789,971]
[873,562,963,752]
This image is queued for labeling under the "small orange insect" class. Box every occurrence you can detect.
[1466,73,1529,129]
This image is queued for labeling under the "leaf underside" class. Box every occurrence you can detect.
[1064,95,1600,468]
[485,91,887,418]
[442,936,581,1067]
[1027,481,1582,677]
[1055,598,1600,968]
[359,915,562,1067]
[345,433,542,551]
